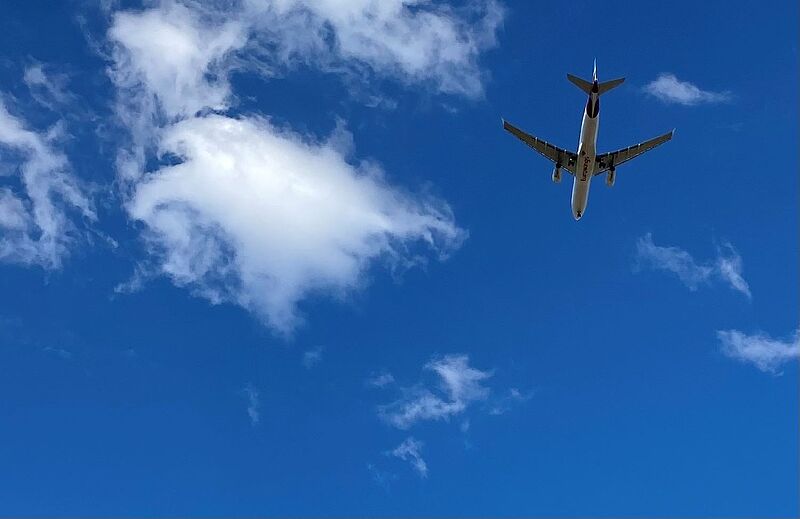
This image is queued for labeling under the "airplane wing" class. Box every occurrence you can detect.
[593,130,674,175]
[503,119,577,175]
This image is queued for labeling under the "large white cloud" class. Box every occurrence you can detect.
[108,0,485,333]
[108,0,503,126]
[129,114,463,332]
[0,100,94,269]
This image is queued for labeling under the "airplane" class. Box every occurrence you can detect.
[502,61,674,220]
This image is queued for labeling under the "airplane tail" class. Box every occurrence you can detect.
[567,72,625,95]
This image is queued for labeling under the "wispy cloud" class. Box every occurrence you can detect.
[389,437,428,478]
[108,0,478,335]
[244,0,505,99]
[643,73,731,105]
[366,463,396,491]
[0,99,94,269]
[717,328,799,374]
[242,383,260,425]
[302,346,323,369]
[367,371,395,388]
[378,354,493,429]
[23,62,76,109]
[43,346,73,360]
[489,387,534,415]
[635,233,751,298]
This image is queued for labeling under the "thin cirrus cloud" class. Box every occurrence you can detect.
[389,436,428,478]
[377,354,528,429]
[302,346,323,369]
[717,328,799,374]
[22,63,77,110]
[374,354,529,477]
[634,233,751,298]
[0,99,94,269]
[241,0,505,99]
[366,371,395,388]
[106,0,503,334]
[241,383,260,425]
[378,354,493,429]
[643,73,731,105]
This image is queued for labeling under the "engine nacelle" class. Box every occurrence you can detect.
[552,165,562,184]
[606,167,616,187]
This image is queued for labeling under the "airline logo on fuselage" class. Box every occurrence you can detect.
[580,158,590,181]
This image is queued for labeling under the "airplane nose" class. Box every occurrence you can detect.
[573,210,582,220]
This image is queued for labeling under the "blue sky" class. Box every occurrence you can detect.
[0,0,797,516]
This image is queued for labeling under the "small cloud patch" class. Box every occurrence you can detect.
[717,328,799,374]
[643,73,731,105]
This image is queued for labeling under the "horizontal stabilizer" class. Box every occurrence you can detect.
[598,77,625,94]
[567,74,593,94]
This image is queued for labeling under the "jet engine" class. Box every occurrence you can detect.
[552,165,562,183]
[606,167,616,187]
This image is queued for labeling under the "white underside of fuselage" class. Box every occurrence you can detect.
[571,101,598,220]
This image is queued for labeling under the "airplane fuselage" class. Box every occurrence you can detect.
[571,89,599,220]
[502,64,674,220]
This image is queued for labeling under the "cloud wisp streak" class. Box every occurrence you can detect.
[389,437,428,478]
[374,355,530,478]
[643,73,731,105]
[635,233,751,298]
[378,354,493,429]
[0,99,94,269]
[242,383,260,425]
[302,346,323,369]
[106,0,489,334]
[241,0,505,99]
[376,353,530,431]
[717,328,799,374]
[366,371,395,388]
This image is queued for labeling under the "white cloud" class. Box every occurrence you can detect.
[242,383,260,425]
[108,1,473,334]
[389,436,427,478]
[243,0,505,98]
[23,63,76,109]
[643,73,731,105]
[635,233,751,298]
[378,354,492,429]
[428,354,492,401]
[107,0,503,128]
[717,328,799,374]
[0,100,94,269]
[489,387,533,415]
[367,371,395,388]
[302,346,323,369]
[366,462,396,490]
[127,115,464,333]
[109,2,246,120]
[716,244,751,298]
